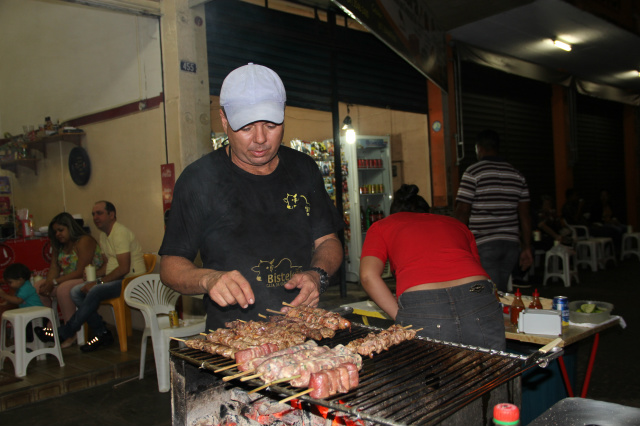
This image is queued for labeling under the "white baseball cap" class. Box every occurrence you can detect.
[220,63,286,131]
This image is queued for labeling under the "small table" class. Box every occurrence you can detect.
[505,315,622,398]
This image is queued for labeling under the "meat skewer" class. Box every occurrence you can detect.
[345,324,417,358]
[178,337,238,358]
[250,344,362,387]
[237,340,319,372]
[280,304,351,330]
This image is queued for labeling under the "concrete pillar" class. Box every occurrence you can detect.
[160,0,211,173]
[551,84,572,211]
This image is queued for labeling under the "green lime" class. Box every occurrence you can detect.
[581,303,597,313]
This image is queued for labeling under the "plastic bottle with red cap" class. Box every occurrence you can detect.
[528,288,543,309]
[493,403,520,425]
[509,288,525,326]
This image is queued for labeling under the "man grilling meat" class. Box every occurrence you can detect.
[159,63,343,330]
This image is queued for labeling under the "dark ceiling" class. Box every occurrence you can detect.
[290,0,640,101]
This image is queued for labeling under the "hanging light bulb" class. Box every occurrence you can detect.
[342,105,356,144]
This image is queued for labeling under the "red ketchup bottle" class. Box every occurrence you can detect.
[510,288,525,326]
[528,288,543,309]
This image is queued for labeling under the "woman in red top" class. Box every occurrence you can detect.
[360,184,506,350]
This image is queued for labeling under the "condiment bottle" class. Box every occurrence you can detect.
[493,403,520,425]
[528,288,543,309]
[510,288,525,326]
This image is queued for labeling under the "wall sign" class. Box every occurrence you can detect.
[161,163,176,226]
[180,60,197,73]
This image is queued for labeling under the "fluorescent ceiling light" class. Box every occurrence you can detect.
[553,40,572,51]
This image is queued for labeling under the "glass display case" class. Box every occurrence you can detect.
[342,135,393,282]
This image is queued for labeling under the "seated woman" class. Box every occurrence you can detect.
[34,212,104,347]
[359,184,505,351]
[536,194,573,251]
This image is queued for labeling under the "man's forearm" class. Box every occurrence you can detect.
[310,235,343,277]
[160,255,211,295]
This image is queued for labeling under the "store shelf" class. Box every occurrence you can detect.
[0,159,38,177]
[25,132,85,158]
[0,131,85,177]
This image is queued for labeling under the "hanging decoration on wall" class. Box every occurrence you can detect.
[68,146,91,186]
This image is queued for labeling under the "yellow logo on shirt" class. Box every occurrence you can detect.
[251,258,303,287]
[283,193,310,216]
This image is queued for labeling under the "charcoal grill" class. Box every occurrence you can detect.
[170,323,562,426]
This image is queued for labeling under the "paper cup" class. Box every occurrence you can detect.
[85,264,96,281]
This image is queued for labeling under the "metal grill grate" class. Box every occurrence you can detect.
[170,323,558,426]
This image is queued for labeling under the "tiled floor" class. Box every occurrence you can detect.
[0,328,151,412]
[1,258,639,425]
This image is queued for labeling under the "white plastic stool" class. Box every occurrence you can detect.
[620,232,640,261]
[543,245,579,288]
[575,239,598,272]
[592,237,616,269]
[0,306,65,377]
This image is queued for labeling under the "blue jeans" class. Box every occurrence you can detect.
[396,280,506,351]
[477,240,521,293]
[57,280,122,341]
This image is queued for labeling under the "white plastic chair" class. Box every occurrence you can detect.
[124,274,206,392]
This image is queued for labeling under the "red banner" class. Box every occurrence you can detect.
[161,163,176,225]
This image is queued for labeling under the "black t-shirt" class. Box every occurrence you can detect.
[159,145,342,329]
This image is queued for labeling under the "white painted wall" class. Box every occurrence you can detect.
[0,0,162,134]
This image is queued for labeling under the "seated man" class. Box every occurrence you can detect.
[36,200,146,352]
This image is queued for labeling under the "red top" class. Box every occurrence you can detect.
[361,212,488,297]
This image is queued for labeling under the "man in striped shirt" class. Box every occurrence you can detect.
[454,130,533,292]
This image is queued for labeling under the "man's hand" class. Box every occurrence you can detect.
[519,247,533,270]
[282,271,320,311]
[202,270,255,309]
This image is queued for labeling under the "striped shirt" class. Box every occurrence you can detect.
[456,157,529,245]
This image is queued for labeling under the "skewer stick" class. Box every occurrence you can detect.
[282,302,295,307]
[214,363,239,373]
[240,372,263,382]
[414,328,424,332]
[258,313,267,319]
[403,325,413,329]
[248,375,301,394]
[279,388,314,404]
[222,370,254,382]
[266,309,285,315]
[200,333,207,336]
[170,337,187,342]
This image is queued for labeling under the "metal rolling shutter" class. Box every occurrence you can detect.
[573,95,626,221]
[458,63,555,209]
[205,0,427,114]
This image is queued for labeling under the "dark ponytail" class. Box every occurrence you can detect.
[390,184,430,214]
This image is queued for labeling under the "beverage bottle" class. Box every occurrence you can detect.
[528,288,543,309]
[510,288,525,326]
[493,403,520,425]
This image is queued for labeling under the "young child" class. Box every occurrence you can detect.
[0,263,44,341]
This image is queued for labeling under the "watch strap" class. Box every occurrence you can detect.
[306,267,329,294]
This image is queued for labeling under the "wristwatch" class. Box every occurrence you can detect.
[306,267,329,294]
